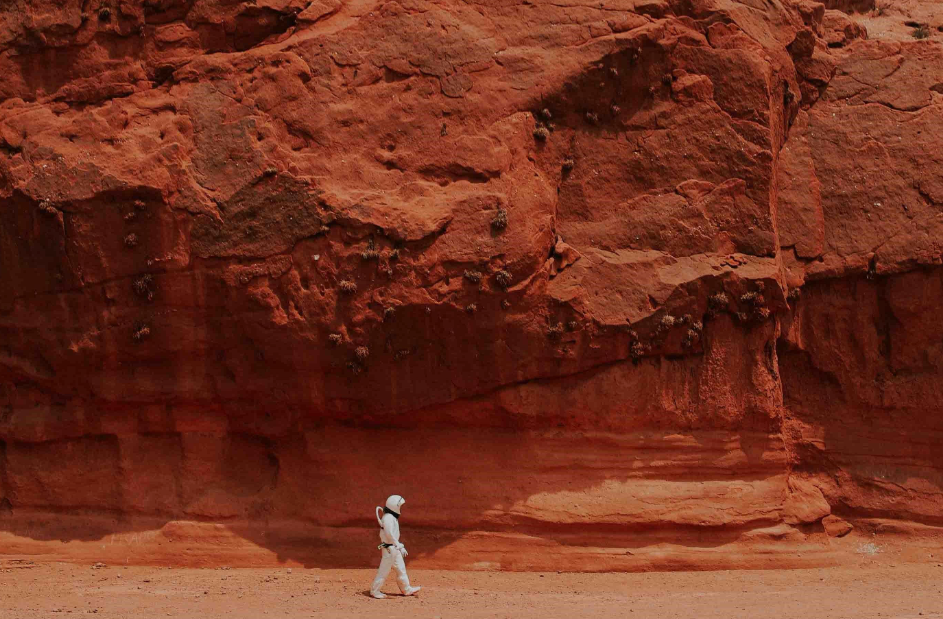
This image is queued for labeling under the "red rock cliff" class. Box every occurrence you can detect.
[1,0,942,569]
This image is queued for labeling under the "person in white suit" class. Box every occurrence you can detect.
[370,494,421,599]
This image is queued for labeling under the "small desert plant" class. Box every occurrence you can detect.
[585,111,599,125]
[913,24,930,39]
[709,292,729,310]
[361,247,379,261]
[610,104,621,115]
[124,233,139,248]
[491,209,508,230]
[547,322,564,339]
[394,349,411,361]
[495,270,512,289]
[755,307,771,320]
[319,225,331,234]
[132,274,154,301]
[389,248,400,261]
[464,269,483,284]
[134,199,146,211]
[682,329,700,348]
[132,324,150,342]
[609,67,619,77]
[630,341,647,360]
[566,320,578,331]
[658,314,677,331]
[383,306,395,321]
[788,288,801,303]
[501,299,511,310]
[38,199,57,216]
[740,291,764,306]
[338,279,357,294]
[355,346,369,361]
[661,73,673,86]
[540,108,552,121]
[465,303,477,313]
[124,211,137,222]
[328,333,342,345]
[533,126,550,141]
[99,7,111,21]
[691,320,703,333]
[562,158,575,172]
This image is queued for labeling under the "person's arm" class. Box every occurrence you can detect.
[382,516,407,554]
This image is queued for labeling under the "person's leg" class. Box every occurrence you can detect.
[391,549,420,595]
[370,550,393,598]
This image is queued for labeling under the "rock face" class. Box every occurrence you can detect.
[0,0,941,570]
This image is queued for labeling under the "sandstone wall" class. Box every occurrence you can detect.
[1,0,942,569]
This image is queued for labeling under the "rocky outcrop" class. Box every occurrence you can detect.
[0,0,941,569]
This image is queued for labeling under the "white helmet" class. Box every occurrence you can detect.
[385,495,405,514]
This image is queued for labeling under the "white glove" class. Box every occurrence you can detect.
[399,546,408,557]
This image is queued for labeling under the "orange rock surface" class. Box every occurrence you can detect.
[0,0,941,570]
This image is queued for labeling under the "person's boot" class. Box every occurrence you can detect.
[370,590,386,599]
[404,586,421,596]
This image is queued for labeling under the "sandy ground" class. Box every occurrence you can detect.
[2,558,943,619]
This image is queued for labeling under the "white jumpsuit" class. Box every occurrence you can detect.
[370,511,414,596]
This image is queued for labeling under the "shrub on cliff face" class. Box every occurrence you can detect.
[912,24,930,39]
[355,346,369,361]
[533,125,550,141]
[658,314,677,331]
[124,233,139,248]
[547,322,564,339]
[495,269,512,289]
[740,291,764,306]
[132,324,150,342]
[132,274,154,301]
[491,209,508,230]
[709,292,729,310]
[38,199,57,216]
[338,279,357,294]
[464,269,483,284]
